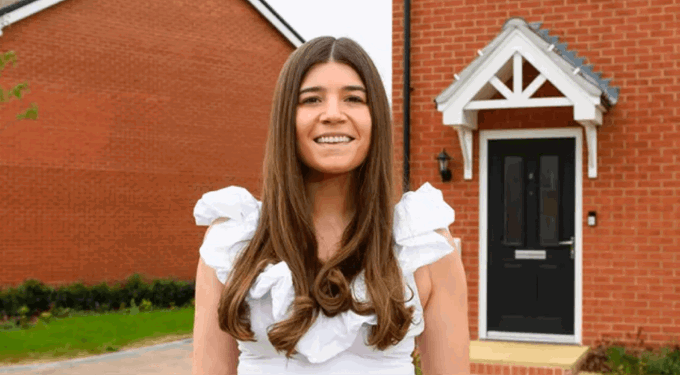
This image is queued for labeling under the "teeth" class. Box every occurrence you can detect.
[316,136,352,144]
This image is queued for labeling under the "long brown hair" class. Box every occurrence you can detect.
[217,36,416,358]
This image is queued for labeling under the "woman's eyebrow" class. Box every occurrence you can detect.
[344,85,366,92]
[299,85,366,95]
[299,86,322,95]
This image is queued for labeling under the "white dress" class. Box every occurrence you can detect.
[193,182,456,375]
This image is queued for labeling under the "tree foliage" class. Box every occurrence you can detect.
[1,50,38,131]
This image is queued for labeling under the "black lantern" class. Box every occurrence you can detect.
[436,149,452,182]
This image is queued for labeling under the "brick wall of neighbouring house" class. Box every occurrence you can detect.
[393,0,680,349]
[0,0,293,287]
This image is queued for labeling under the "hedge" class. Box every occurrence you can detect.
[0,274,195,317]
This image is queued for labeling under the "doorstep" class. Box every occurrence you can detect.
[469,340,590,375]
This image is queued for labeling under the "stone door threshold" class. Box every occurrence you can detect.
[471,339,590,369]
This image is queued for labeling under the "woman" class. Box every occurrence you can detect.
[192,36,470,375]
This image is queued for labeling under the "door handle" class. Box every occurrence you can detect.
[559,236,575,259]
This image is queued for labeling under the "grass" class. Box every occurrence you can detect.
[0,307,194,366]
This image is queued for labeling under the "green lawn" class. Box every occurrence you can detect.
[0,307,195,365]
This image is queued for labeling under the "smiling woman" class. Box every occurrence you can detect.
[192,36,470,375]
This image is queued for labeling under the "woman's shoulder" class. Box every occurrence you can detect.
[392,182,457,275]
[194,186,261,227]
[393,182,455,241]
[193,186,262,284]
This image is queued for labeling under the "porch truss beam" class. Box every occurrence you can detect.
[522,74,547,99]
[513,52,523,94]
[466,97,572,110]
[489,76,514,99]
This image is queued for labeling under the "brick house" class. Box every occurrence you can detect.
[392,1,679,374]
[0,0,302,287]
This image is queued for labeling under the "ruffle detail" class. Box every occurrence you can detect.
[194,186,262,284]
[393,182,456,275]
[193,182,455,364]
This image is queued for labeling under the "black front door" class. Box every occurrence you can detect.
[487,138,575,335]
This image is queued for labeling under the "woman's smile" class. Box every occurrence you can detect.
[314,136,354,144]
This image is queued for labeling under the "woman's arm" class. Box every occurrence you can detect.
[416,228,471,375]
[192,218,240,375]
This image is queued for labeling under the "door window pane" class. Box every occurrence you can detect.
[503,156,524,246]
[540,155,559,246]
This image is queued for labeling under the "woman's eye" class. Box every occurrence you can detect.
[346,96,365,103]
[301,97,321,104]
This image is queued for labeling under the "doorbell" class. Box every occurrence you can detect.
[588,211,597,227]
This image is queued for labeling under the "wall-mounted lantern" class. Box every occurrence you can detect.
[436,149,452,182]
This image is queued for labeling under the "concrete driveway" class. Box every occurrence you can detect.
[0,339,193,375]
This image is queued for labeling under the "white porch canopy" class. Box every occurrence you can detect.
[435,17,618,179]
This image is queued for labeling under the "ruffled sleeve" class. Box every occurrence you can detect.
[193,186,262,284]
[393,182,456,275]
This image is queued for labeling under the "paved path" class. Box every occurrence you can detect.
[0,339,193,375]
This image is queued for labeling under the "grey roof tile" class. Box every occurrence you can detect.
[528,20,619,105]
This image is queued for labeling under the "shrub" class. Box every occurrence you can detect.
[140,298,153,312]
[0,286,21,317]
[606,346,644,375]
[17,305,32,329]
[121,274,152,306]
[18,279,52,315]
[0,273,195,320]
[150,279,177,307]
[129,298,139,315]
[644,346,680,375]
[51,306,71,318]
[581,328,680,375]
[89,282,112,312]
[39,311,52,324]
[62,282,90,311]
[150,278,195,308]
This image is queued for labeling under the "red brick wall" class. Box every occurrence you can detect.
[393,0,680,349]
[0,0,293,287]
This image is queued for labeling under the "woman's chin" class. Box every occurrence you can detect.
[306,165,359,178]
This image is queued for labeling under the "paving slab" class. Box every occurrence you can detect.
[0,339,193,375]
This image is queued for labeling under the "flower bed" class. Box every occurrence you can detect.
[579,329,680,375]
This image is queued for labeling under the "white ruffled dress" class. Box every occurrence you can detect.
[194,182,456,375]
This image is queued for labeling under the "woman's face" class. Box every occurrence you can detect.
[295,61,372,177]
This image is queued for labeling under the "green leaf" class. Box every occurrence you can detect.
[16,103,38,120]
[9,82,28,100]
[0,51,18,72]
[608,346,626,364]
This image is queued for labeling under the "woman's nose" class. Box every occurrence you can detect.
[320,98,344,123]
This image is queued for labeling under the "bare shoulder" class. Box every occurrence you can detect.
[427,228,466,304]
[425,228,461,277]
[204,217,229,239]
[434,228,459,255]
[413,228,462,310]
